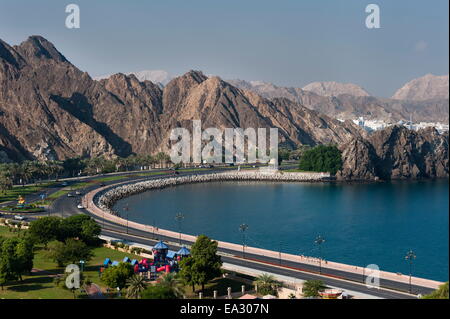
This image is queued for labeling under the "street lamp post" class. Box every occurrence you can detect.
[405,250,416,294]
[239,224,249,259]
[122,204,130,234]
[314,235,325,274]
[279,241,282,265]
[175,213,185,245]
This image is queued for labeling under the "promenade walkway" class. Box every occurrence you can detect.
[83,172,443,293]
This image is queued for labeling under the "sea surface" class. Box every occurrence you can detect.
[114,179,449,281]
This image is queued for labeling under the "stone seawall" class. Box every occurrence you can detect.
[86,170,443,291]
[98,171,331,214]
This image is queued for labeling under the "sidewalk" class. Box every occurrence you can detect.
[85,177,444,292]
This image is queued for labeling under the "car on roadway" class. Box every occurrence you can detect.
[67,193,74,197]
[77,204,84,209]
[61,182,68,186]
[75,191,82,195]
[14,215,26,221]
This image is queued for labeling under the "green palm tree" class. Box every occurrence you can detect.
[159,273,184,298]
[254,273,280,296]
[19,161,34,185]
[126,275,147,299]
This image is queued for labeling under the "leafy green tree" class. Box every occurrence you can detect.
[63,157,85,177]
[0,237,34,288]
[302,280,326,297]
[278,148,291,164]
[422,282,449,299]
[254,273,280,296]
[80,219,101,245]
[141,283,177,299]
[46,239,93,267]
[179,235,222,292]
[178,255,197,292]
[101,262,134,289]
[126,274,147,299]
[299,144,342,175]
[59,214,100,244]
[28,216,62,247]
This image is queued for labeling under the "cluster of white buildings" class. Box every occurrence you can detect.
[349,117,449,134]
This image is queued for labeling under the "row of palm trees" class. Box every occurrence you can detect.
[0,152,172,192]
[0,160,65,193]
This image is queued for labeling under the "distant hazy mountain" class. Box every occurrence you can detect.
[95,70,173,86]
[228,79,449,124]
[127,70,173,86]
[392,74,449,101]
[302,81,371,97]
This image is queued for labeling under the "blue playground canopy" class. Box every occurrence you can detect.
[166,251,176,259]
[177,246,190,256]
[123,257,131,263]
[153,241,169,250]
[103,258,112,266]
[111,261,119,266]
[131,259,139,265]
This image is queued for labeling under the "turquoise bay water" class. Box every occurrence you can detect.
[114,180,449,281]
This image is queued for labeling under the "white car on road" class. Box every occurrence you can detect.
[77,204,84,209]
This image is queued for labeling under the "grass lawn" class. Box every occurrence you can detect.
[0,182,56,203]
[93,175,130,183]
[0,226,141,299]
[46,181,92,200]
[0,225,20,238]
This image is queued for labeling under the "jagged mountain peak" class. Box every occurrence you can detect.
[14,35,68,63]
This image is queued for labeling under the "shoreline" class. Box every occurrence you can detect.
[97,171,332,214]
[84,171,445,290]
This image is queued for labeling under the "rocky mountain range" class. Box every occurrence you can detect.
[0,36,363,163]
[337,126,448,180]
[0,36,447,180]
[228,79,449,124]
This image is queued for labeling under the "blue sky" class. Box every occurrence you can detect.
[0,0,448,97]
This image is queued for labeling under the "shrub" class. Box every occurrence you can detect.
[101,262,134,289]
[299,144,342,175]
[46,239,94,267]
[302,280,326,297]
[422,282,449,299]
[141,284,177,299]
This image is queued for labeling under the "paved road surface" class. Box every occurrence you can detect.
[4,166,433,299]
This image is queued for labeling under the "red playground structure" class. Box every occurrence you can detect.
[102,241,191,279]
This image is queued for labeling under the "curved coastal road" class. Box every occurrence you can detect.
[44,167,438,299]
